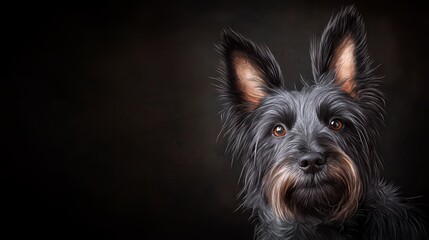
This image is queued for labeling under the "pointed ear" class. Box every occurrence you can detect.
[217,29,283,111]
[311,6,372,98]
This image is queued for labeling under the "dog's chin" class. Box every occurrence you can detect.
[286,180,344,222]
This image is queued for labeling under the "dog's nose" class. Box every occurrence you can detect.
[298,152,326,173]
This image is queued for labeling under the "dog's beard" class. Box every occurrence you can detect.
[263,147,361,222]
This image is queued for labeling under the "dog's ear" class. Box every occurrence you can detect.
[311,6,373,98]
[217,29,283,111]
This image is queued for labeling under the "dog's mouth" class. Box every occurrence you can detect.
[298,174,336,188]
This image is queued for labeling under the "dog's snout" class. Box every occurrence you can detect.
[298,152,326,173]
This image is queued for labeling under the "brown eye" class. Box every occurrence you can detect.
[329,119,344,131]
[272,124,287,137]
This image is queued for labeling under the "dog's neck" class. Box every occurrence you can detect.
[256,205,366,240]
[254,181,407,240]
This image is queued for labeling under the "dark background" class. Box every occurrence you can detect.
[5,0,428,239]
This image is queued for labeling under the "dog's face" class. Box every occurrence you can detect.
[217,7,385,222]
[251,86,364,222]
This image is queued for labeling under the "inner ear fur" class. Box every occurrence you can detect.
[330,34,357,97]
[231,51,267,110]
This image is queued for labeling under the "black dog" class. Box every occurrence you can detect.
[215,6,427,240]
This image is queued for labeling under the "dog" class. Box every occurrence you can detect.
[215,6,427,240]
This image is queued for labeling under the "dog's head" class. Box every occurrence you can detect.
[216,6,385,222]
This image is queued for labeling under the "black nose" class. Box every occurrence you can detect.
[298,152,326,173]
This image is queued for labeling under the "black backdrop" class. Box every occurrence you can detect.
[5,0,429,239]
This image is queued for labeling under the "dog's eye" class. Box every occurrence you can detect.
[329,119,344,131]
[272,124,287,137]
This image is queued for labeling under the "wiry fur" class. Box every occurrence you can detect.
[215,6,427,240]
